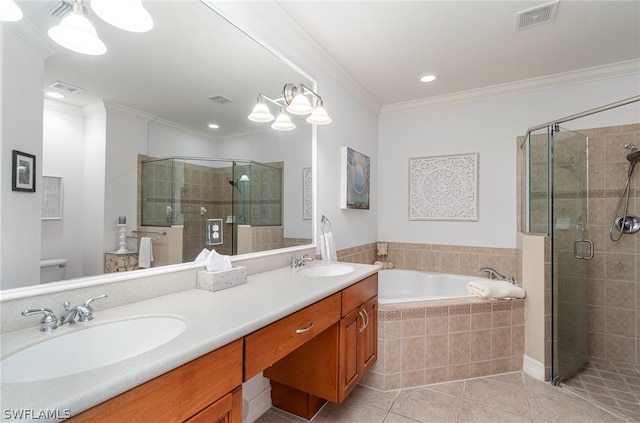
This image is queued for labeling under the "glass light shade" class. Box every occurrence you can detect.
[306,105,332,125]
[286,93,313,115]
[271,112,296,131]
[91,0,154,33]
[0,0,23,22]
[48,13,107,56]
[247,102,274,122]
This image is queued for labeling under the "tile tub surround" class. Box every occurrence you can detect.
[361,298,525,391]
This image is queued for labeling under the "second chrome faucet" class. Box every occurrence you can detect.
[59,294,108,326]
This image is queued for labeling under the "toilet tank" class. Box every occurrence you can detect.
[40,259,67,284]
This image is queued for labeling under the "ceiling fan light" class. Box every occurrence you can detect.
[271,111,296,131]
[0,0,23,22]
[306,105,332,125]
[48,12,107,56]
[286,93,313,115]
[92,0,154,33]
[248,102,274,122]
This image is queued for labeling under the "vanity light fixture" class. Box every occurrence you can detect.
[91,0,154,33]
[48,0,107,56]
[248,83,331,131]
[0,0,23,22]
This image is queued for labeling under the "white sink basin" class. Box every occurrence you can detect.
[1,316,186,383]
[297,264,354,277]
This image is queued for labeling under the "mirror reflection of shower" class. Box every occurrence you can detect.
[229,174,250,225]
[609,142,640,241]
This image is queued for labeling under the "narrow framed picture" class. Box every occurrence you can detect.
[12,150,36,192]
[340,146,370,210]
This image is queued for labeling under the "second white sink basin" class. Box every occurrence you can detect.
[1,316,187,383]
[297,264,354,277]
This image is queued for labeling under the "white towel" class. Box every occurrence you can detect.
[467,280,525,299]
[320,232,337,262]
[138,237,154,268]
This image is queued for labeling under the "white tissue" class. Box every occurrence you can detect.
[195,248,210,262]
[205,249,232,271]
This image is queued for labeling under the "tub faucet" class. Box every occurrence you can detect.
[479,267,516,285]
[60,294,108,326]
[289,254,312,268]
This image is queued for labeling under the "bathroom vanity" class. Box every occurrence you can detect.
[0,262,379,423]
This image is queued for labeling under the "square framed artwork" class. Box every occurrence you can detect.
[340,146,370,210]
[12,150,36,192]
[409,153,478,221]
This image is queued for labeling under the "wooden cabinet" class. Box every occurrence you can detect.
[69,340,243,423]
[264,274,378,419]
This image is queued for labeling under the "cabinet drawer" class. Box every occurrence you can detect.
[244,293,341,380]
[69,339,243,422]
[341,273,378,317]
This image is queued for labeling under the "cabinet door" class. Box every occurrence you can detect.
[359,296,378,375]
[185,387,242,423]
[338,307,362,402]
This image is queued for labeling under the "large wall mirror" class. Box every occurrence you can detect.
[1,0,315,291]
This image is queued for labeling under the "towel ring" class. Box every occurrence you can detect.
[321,215,332,235]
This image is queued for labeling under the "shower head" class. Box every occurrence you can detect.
[624,142,638,153]
[627,150,640,164]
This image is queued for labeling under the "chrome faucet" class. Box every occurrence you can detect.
[60,294,108,326]
[478,267,516,284]
[289,254,313,268]
[22,308,58,331]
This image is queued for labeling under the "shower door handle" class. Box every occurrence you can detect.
[573,239,594,260]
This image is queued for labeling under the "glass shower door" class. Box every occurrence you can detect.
[551,127,590,383]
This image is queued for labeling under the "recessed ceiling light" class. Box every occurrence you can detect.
[208,123,220,129]
[419,73,438,83]
[45,91,66,99]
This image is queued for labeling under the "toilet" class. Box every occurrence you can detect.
[40,259,67,283]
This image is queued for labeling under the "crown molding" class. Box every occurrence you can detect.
[381,59,640,116]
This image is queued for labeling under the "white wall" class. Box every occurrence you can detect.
[0,27,44,289]
[379,73,640,249]
[212,2,380,253]
[41,105,87,280]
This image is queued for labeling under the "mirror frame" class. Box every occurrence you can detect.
[0,1,317,302]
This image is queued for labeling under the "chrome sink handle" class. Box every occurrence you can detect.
[22,308,58,332]
[78,294,108,322]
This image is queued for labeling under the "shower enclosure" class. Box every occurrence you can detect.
[140,157,283,260]
[522,125,590,383]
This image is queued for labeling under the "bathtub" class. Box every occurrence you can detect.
[378,269,477,303]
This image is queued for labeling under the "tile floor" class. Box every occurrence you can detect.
[561,359,640,422]
[254,370,639,423]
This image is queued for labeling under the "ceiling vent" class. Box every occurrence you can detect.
[207,94,233,104]
[48,81,83,94]
[515,0,559,30]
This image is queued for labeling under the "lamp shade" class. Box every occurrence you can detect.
[306,105,332,125]
[248,102,274,123]
[286,93,313,115]
[271,111,296,131]
[48,12,107,56]
[0,0,23,22]
[92,0,154,32]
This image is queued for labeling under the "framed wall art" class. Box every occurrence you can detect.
[340,146,370,210]
[409,153,479,221]
[41,176,63,220]
[11,150,36,192]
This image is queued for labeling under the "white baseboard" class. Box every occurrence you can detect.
[522,355,546,381]
[245,386,272,423]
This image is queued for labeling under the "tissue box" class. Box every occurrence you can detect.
[196,266,247,292]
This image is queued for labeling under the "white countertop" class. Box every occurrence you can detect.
[0,262,379,422]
